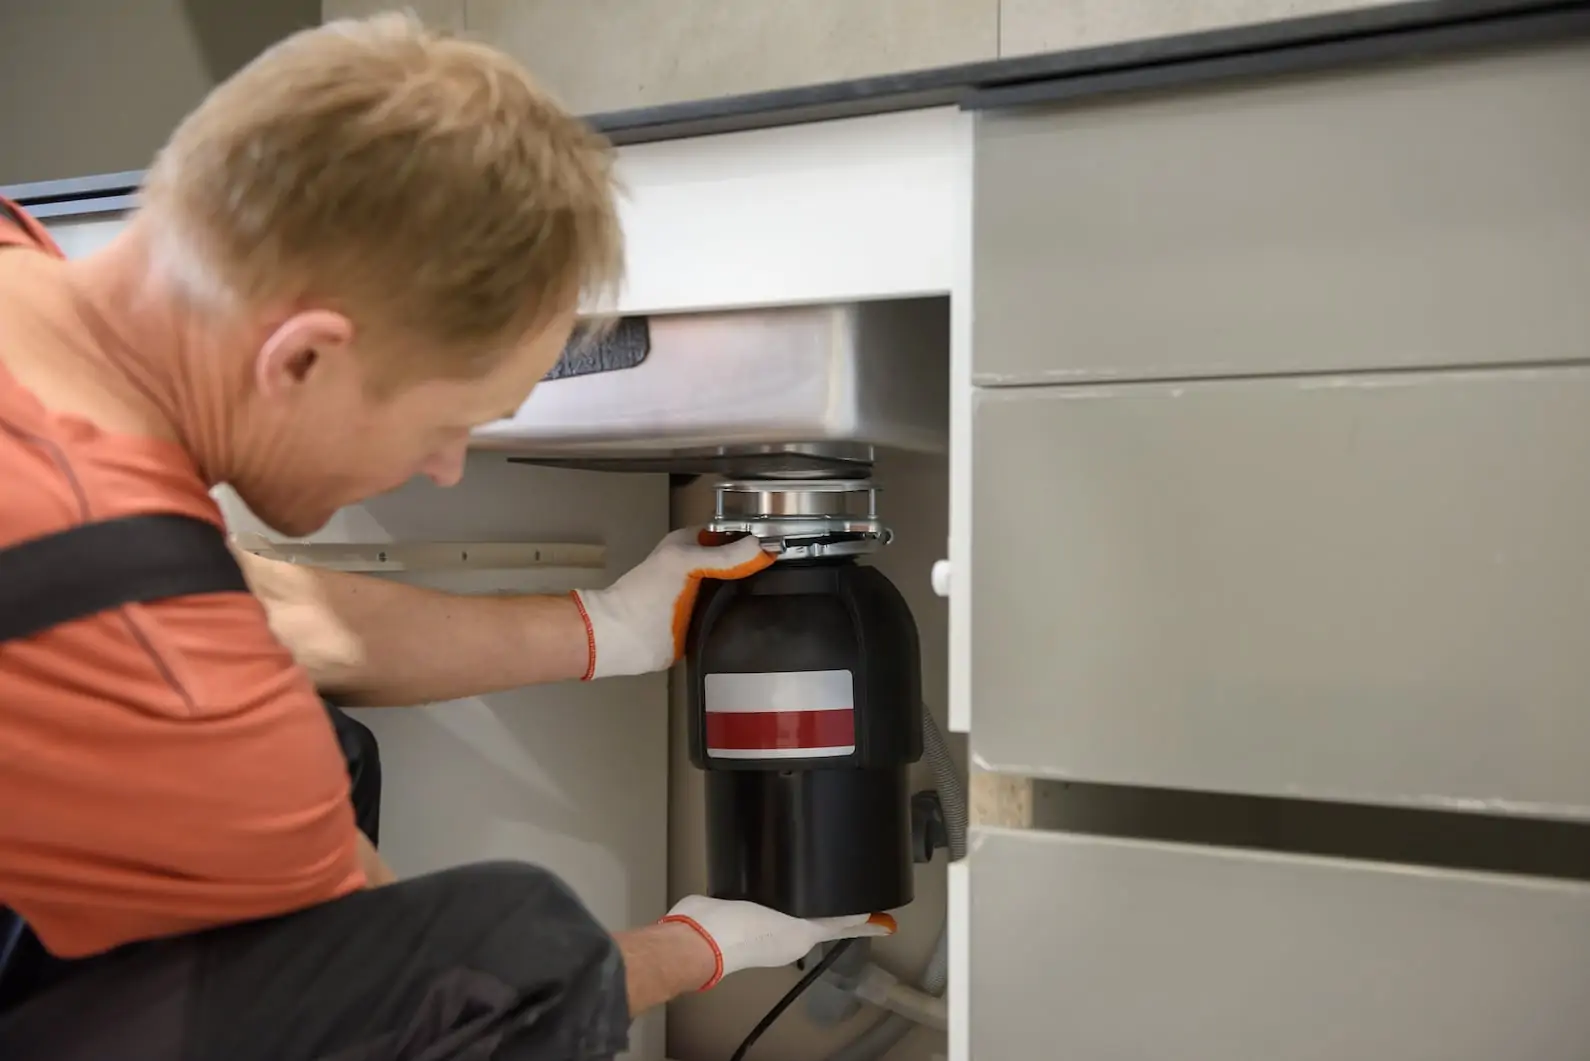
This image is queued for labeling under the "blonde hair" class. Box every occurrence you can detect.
[141,12,623,379]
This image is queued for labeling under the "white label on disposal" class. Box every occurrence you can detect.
[703,669,856,760]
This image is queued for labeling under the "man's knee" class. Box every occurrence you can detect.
[414,862,616,958]
[398,861,626,1036]
[425,861,594,922]
[150,862,631,1061]
[427,859,580,898]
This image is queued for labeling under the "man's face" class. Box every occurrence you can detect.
[232,306,576,537]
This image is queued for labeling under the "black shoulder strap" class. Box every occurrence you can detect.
[0,513,253,1010]
[0,513,248,644]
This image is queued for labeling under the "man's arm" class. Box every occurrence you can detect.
[614,922,717,1017]
[235,549,589,705]
[233,529,772,706]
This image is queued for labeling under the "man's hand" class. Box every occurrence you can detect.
[659,895,897,990]
[571,528,772,681]
[615,895,897,1017]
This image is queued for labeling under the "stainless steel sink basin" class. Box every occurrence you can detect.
[470,297,950,475]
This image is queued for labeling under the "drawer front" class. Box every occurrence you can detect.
[971,39,1590,385]
[970,367,1590,815]
[970,829,1590,1061]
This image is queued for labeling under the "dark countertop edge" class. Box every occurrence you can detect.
[590,0,1585,143]
[5,0,1584,212]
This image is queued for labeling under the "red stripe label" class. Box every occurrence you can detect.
[705,709,856,754]
[703,670,857,760]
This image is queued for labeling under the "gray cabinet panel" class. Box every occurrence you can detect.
[1,1,321,186]
[469,0,998,115]
[323,0,465,29]
[971,829,1590,1060]
[970,368,1590,815]
[972,40,1590,385]
[998,0,1399,57]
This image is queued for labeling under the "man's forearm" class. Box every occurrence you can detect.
[235,550,590,705]
[615,922,717,1018]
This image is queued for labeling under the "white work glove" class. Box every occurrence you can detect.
[571,527,773,681]
[661,895,898,990]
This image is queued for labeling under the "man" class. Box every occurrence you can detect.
[0,14,891,1061]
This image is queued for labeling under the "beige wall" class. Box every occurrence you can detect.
[327,0,1399,114]
[0,0,319,185]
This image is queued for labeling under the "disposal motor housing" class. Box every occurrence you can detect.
[686,476,924,919]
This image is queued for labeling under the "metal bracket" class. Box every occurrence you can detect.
[912,789,949,864]
[230,535,606,573]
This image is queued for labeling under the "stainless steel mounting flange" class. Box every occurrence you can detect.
[708,477,894,560]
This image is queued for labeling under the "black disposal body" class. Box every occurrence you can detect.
[686,558,923,919]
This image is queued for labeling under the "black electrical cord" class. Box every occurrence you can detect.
[728,938,858,1061]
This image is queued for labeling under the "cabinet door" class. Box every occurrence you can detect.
[970,367,1590,817]
[971,829,1590,1061]
[972,39,1590,386]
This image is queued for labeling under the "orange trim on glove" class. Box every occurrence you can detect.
[569,591,599,682]
[669,532,775,664]
[660,913,726,991]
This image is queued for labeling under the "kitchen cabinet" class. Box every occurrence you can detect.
[998,0,1405,55]
[960,25,1590,1061]
[325,0,998,116]
[470,0,998,115]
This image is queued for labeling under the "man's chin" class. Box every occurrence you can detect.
[254,507,336,540]
[225,481,344,540]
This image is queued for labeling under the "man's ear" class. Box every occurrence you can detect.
[254,310,356,400]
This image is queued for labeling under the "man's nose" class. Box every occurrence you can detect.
[419,443,467,488]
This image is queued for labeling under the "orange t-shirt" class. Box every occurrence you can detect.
[0,198,365,958]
